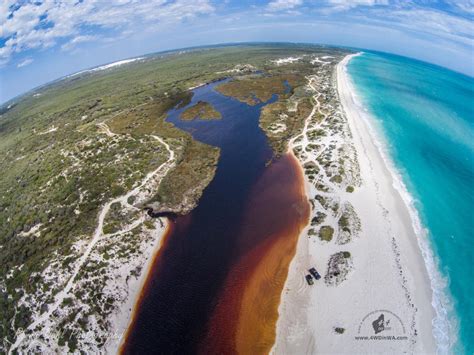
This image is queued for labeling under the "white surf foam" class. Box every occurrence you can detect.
[343,55,459,354]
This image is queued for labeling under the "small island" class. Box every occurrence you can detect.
[180,101,222,120]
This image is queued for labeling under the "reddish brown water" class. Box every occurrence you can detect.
[122,80,309,354]
[200,153,309,354]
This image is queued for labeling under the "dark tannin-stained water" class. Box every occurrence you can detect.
[200,153,308,354]
[122,80,309,354]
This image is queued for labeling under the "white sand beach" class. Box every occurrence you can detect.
[105,220,170,353]
[272,54,437,354]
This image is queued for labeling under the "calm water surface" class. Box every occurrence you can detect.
[123,80,306,354]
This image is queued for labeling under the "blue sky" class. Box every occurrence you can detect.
[0,0,473,104]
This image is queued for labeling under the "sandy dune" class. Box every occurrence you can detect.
[272,54,436,354]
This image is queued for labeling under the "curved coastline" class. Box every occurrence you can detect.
[341,53,457,353]
[272,54,439,354]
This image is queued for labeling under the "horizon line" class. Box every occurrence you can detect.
[1,41,472,107]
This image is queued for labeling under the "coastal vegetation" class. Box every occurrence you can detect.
[336,203,361,245]
[216,74,300,105]
[259,96,313,155]
[319,226,334,242]
[311,212,326,226]
[215,60,321,156]
[0,44,349,353]
[324,251,353,286]
[179,101,221,120]
[277,56,366,348]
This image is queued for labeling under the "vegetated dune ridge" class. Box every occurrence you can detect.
[272,54,436,354]
[199,152,310,355]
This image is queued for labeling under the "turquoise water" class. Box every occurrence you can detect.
[348,52,474,354]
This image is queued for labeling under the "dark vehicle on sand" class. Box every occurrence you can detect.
[309,267,321,280]
[305,274,314,285]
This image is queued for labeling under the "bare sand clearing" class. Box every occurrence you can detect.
[272,54,437,354]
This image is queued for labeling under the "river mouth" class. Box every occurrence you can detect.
[122,80,309,354]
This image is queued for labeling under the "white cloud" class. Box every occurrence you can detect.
[267,0,303,12]
[327,0,388,5]
[0,0,215,65]
[17,57,33,68]
[322,0,389,13]
[1,0,473,82]
[445,0,474,15]
[309,1,474,49]
[357,8,474,48]
[61,35,97,51]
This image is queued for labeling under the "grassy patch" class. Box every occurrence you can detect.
[143,220,155,230]
[150,138,220,214]
[216,74,301,105]
[311,212,326,226]
[180,101,221,120]
[319,226,334,242]
[330,175,343,184]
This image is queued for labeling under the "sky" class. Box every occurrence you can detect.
[0,0,473,104]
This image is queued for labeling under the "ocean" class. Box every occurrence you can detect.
[347,51,474,354]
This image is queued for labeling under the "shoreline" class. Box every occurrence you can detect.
[106,218,171,353]
[198,151,310,355]
[272,54,437,353]
[339,54,455,352]
[233,151,310,355]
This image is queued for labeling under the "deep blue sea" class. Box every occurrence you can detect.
[348,52,474,354]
